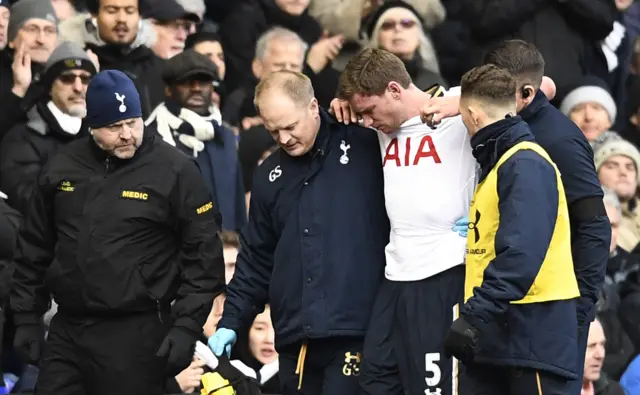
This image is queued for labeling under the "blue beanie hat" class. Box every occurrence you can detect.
[85,70,142,129]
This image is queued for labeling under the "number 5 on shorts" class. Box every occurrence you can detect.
[425,352,442,387]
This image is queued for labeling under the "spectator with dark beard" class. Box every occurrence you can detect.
[57,0,165,117]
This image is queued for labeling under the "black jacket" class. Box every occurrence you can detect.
[520,91,610,328]
[218,110,389,347]
[0,102,87,215]
[10,132,225,334]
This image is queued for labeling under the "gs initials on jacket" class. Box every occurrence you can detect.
[465,141,579,304]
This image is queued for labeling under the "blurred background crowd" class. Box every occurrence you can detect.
[1,0,640,393]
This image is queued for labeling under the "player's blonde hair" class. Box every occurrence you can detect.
[337,48,412,100]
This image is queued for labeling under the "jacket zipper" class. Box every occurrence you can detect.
[137,267,164,324]
[104,157,110,175]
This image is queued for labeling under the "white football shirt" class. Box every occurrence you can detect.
[378,110,477,281]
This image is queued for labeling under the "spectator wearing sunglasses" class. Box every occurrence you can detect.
[363,0,446,90]
[0,41,96,215]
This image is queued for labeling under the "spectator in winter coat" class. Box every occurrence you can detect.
[363,1,446,90]
[145,49,246,231]
[560,76,618,144]
[143,0,200,59]
[594,139,640,253]
[0,0,58,143]
[308,0,446,72]
[0,41,97,215]
[218,0,342,107]
[57,0,165,117]
[222,27,307,128]
[581,318,626,395]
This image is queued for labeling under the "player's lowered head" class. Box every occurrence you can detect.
[254,70,321,157]
[482,39,546,113]
[459,64,518,136]
[337,48,425,134]
[85,70,145,160]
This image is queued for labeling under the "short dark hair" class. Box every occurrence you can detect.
[337,48,411,100]
[461,64,517,108]
[219,231,240,249]
[483,40,545,89]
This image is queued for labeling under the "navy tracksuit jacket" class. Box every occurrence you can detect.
[520,91,611,327]
[217,109,389,347]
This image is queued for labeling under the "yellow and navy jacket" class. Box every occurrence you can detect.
[10,131,226,335]
[462,115,581,379]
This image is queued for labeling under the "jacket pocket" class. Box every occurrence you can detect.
[44,258,80,308]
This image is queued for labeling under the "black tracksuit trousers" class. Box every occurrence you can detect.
[35,310,171,395]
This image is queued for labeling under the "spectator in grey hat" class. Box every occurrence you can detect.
[0,41,97,215]
[0,0,59,143]
[0,0,9,50]
[6,0,58,64]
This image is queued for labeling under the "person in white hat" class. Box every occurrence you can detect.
[595,139,640,253]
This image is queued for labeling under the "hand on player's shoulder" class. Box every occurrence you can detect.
[420,95,461,129]
[329,98,358,125]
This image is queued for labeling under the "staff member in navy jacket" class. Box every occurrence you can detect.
[445,64,580,394]
[481,40,611,395]
[208,70,389,395]
[420,40,612,395]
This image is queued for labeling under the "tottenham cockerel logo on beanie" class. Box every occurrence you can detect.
[85,70,142,129]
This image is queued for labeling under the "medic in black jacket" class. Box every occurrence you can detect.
[10,70,225,395]
[211,71,389,395]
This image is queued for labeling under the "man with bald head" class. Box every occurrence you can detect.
[208,70,390,395]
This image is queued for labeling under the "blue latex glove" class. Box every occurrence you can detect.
[208,328,237,357]
[452,216,469,238]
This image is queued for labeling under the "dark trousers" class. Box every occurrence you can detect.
[35,311,170,395]
[464,363,572,395]
[569,321,591,395]
[359,265,468,395]
[278,337,364,395]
